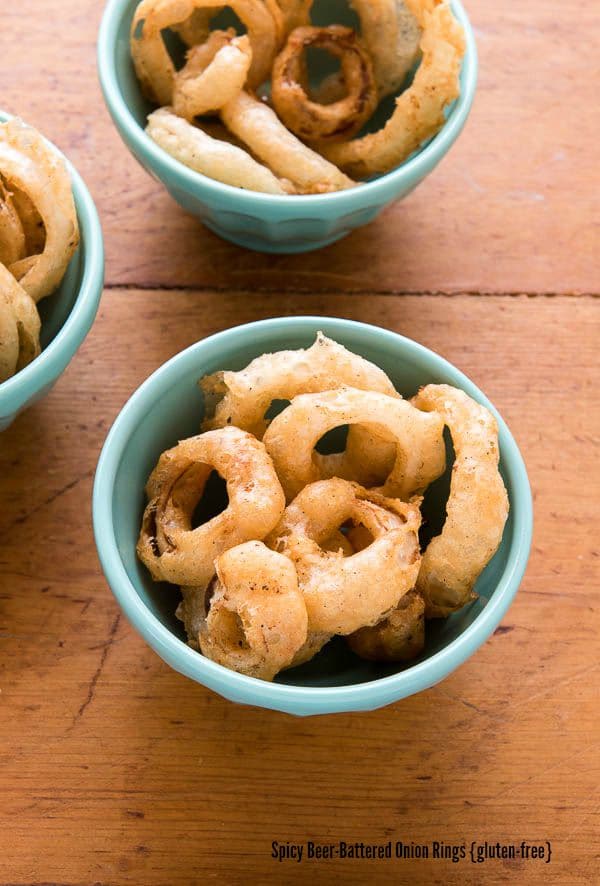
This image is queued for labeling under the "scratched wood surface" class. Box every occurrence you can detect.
[1,0,599,884]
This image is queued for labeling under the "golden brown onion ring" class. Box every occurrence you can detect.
[131,0,277,104]
[0,279,19,382]
[0,119,79,303]
[0,263,41,372]
[198,541,309,680]
[137,426,286,587]
[0,181,26,267]
[201,332,400,486]
[9,184,46,256]
[173,31,252,119]
[146,108,292,194]
[347,588,425,661]
[322,0,466,177]
[268,478,422,634]
[262,386,446,501]
[271,25,377,143]
[220,91,355,193]
[412,384,509,618]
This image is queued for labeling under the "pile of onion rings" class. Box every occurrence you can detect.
[137,335,509,682]
[0,118,79,384]
[130,0,465,194]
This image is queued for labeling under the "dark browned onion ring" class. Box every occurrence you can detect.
[271,25,378,143]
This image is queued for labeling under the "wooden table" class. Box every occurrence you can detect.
[1,1,598,883]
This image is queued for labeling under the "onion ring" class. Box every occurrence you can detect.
[0,119,79,303]
[268,478,422,634]
[271,25,378,143]
[173,31,253,119]
[0,181,26,268]
[131,0,278,104]
[201,332,399,485]
[137,426,286,587]
[0,280,19,383]
[322,0,466,178]
[146,108,292,194]
[0,263,41,372]
[412,384,509,618]
[347,588,425,661]
[262,386,446,501]
[220,90,355,193]
[197,541,308,680]
[9,184,46,256]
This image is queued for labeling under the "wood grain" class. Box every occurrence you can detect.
[0,1,598,294]
[1,292,598,884]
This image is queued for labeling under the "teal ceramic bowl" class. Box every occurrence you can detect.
[93,317,532,716]
[98,0,477,253]
[0,112,104,430]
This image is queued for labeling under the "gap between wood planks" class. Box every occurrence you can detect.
[103,284,599,298]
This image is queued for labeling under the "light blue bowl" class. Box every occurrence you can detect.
[93,317,532,716]
[0,112,104,430]
[98,0,478,253]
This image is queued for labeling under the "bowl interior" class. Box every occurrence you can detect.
[111,319,520,688]
[110,0,468,182]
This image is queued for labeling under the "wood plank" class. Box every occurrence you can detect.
[1,292,598,884]
[1,1,598,293]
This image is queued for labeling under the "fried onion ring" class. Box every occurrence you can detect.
[322,0,466,177]
[201,332,400,485]
[9,184,46,256]
[173,31,253,119]
[0,119,79,303]
[137,426,285,587]
[220,91,355,193]
[0,281,19,383]
[347,588,425,661]
[146,108,292,194]
[131,0,278,104]
[262,386,445,501]
[0,263,41,372]
[271,26,378,143]
[0,181,26,267]
[198,541,308,680]
[412,384,509,618]
[268,479,421,634]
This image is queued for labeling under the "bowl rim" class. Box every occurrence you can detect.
[93,317,533,714]
[0,111,105,408]
[97,0,478,206]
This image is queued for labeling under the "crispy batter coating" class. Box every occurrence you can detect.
[263,386,445,501]
[173,31,253,119]
[322,0,465,177]
[220,91,356,193]
[201,332,401,486]
[0,118,79,303]
[131,0,278,103]
[267,478,422,634]
[271,26,378,143]
[198,541,308,680]
[146,108,291,194]
[137,426,285,587]
[348,588,425,661]
[0,263,41,372]
[412,384,509,617]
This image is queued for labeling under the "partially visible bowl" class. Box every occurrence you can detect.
[0,111,104,430]
[97,0,478,254]
[93,317,532,716]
